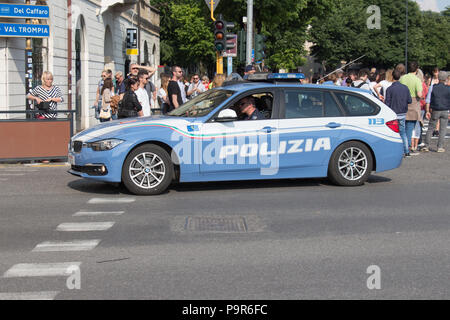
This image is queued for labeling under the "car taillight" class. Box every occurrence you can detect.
[386,119,399,133]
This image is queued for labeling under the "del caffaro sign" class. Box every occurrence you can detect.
[0,3,49,19]
[0,23,49,38]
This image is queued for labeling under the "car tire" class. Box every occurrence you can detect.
[122,144,173,195]
[328,141,373,186]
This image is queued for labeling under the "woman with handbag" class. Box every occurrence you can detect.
[99,78,113,122]
[27,71,63,119]
[118,77,144,119]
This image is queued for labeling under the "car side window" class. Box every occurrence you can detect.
[284,90,343,118]
[334,92,379,116]
[230,92,274,120]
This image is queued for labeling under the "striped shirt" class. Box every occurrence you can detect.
[29,85,64,119]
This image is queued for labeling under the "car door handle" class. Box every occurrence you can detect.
[326,122,341,128]
[260,126,277,133]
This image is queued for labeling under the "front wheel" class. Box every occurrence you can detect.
[328,141,373,186]
[122,144,173,195]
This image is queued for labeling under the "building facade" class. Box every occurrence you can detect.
[0,0,160,131]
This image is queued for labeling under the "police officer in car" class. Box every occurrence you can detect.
[238,96,265,120]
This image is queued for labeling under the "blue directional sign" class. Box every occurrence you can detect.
[0,4,49,19]
[0,23,50,38]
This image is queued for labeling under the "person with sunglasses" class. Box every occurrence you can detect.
[93,70,112,120]
[237,96,265,120]
[128,63,156,79]
[186,73,205,99]
[167,66,184,111]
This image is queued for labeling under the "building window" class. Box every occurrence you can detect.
[32,38,45,88]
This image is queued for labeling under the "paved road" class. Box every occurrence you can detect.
[0,142,449,300]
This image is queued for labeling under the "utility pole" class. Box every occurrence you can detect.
[405,0,408,73]
[246,0,253,65]
[137,0,141,64]
[25,0,32,119]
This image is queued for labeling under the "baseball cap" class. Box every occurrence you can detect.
[438,71,448,81]
[245,64,255,72]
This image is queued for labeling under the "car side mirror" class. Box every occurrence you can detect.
[215,109,238,122]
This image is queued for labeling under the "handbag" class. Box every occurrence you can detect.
[37,101,51,112]
[99,108,111,119]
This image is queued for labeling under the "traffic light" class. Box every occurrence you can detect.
[214,16,235,53]
[254,34,267,62]
[238,29,247,63]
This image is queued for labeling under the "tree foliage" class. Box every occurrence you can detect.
[153,0,449,73]
[308,0,450,71]
[153,0,333,72]
[152,0,216,71]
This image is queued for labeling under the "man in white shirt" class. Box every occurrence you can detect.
[187,74,205,99]
[135,70,152,117]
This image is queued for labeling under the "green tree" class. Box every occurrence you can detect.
[152,0,216,71]
[308,0,441,70]
[418,10,450,70]
[218,0,333,70]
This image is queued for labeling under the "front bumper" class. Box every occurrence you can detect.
[70,164,108,176]
[68,140,133,182]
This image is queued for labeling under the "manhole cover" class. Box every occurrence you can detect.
[186,216,247,233]
[171,215,265,233]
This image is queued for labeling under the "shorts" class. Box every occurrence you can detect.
[412,121,421,139]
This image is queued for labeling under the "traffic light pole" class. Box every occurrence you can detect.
[216,52,223,74]
[246,0,253,65]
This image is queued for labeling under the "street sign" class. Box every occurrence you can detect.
[0,4,49,19]
[0,23,49,38]
[222,34,237,57]
[204,0,220,11]
[126,28,138,55]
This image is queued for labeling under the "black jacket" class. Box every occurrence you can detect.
[430,83,450,111]
[118,90,142,118]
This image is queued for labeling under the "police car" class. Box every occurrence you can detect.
[68,73,403,195]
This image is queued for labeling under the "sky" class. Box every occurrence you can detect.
[414,0,449,12]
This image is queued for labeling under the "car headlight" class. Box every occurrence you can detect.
[87,139,124,151]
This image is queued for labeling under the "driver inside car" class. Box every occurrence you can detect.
[237,96,265,120]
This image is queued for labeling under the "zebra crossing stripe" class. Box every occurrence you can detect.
[3,262,81,278]
[73,211,124,216]
[0,291,59,300]
[87,198,135,204]
[56,222,115,232]
[32,240,101,252]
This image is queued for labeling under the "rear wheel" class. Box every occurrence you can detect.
[122,144,173,195]
[328,141,373,186]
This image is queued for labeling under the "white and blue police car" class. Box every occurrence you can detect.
[68,73,403,195]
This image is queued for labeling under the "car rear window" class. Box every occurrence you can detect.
[334,92,380,116]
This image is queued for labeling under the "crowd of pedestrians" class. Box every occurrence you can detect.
[316,63,450,155]
[27,61,449,156]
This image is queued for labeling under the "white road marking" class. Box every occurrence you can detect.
[0,173,25,176]
[32,240,101,252]
[56,222,115,232]
[87,197,135,204]
[0,291,59,300]
[0,178,8,181]
[73,210,124,217]
[3,262,81,278]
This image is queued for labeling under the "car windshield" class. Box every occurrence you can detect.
[167,89,235,117]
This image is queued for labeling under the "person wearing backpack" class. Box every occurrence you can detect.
[352,69,370,91]
[351,69,371,91]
